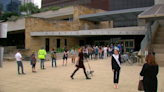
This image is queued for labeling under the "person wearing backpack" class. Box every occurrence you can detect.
[30,51,37,73]
[51,48,57,67]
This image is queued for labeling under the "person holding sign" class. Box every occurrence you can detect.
[111,49,121,89]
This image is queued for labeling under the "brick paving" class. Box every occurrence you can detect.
[0,57,164,92]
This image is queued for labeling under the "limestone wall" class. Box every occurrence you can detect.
[155,0,164,4]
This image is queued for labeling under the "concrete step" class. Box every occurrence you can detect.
[156,32,164,37]
[154,37,164,41]
[153,49,164,53]
[151,44,164,48]
[3,57,15,61]
[155,54,164,61]
[158,27,164,32]
[156,61,164,67]
[153,41,164,44]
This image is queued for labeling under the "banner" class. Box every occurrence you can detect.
[0,23,8,38]
[0,47,4,67]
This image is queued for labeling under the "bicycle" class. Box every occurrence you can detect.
[121,54,134,66]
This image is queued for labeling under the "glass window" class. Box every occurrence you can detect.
[129,41,133,47]
[125,41,128,47]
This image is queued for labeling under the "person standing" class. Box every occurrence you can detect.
[83,46,88,60]
[30,51,37,72]
[92,45,96,60]
[71,47,77,63]
[103,46,107,59]
[111,44,114,54]
[140,55,158,92]
[121,44,124,54]
[107,45,109,57]
[87,45,93,60]
[108,46,113,56]
[70,46,91,80]
[51,48,57,67]
[15,50,26,75]
[51,48,56,67]
[38,46,47,69]
[111,49,121,89]
[98,47,103,59]
[63,46,69,66]
[95,46,99,60]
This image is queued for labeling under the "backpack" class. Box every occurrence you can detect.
[51,53,54,58]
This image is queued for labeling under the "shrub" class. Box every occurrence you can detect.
[49,6,60,11]
[40,8,49,12]
[0,12,18,21]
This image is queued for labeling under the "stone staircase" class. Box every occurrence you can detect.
[151,27,164,66]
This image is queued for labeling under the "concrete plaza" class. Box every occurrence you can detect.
[0,57,164,92]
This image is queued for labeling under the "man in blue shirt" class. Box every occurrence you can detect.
[117,44,121,51]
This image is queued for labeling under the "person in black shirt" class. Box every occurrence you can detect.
[111,49,121,89]
[63,46,69,66]
[70,46,91,80]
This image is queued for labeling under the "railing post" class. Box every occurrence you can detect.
[145,22,151,51]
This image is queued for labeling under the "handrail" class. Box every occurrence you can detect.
[140,21,159,54]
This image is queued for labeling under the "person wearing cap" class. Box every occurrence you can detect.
[51,48,57,67]
[15,50,26,75]
[30,51,37,72]
[111,49,121,89]
[38,46,47,69]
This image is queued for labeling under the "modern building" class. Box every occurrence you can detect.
[19,0,34,5]
[42,0,154,11]
[1,0,164,66]
[0,0,21,14]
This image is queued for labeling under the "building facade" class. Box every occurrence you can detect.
[42,0,154,11]
[19,0,34,5]
[0,0,21,14]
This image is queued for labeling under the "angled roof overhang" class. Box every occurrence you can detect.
[79,7,150,22]
[138,4,164,21]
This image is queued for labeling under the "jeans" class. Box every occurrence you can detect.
[17,61,24,74]
[99,53,103,59]
[109,51,112,56]
[40,59,45,68]
[71,68,88,78]
[88,53,92,60]
[84,53,88,59]
[52,58,56,67]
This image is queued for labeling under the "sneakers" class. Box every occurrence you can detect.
[86,77,91,79]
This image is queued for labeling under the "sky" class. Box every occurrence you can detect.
[34,0,42,8]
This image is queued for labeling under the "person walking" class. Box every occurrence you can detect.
[15,50,26,75]
[103,46,107,59]
[51,48,57,67]
[111,49,121,89]
[70,46,91,80]
[71,47,77,63]
[38,46,47,69]
[98,47,103,59]
[63,46,69,66]
[30,51,37,72]
[140,55,158,92]
[95,46,99,60]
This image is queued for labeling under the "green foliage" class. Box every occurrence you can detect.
[19,2,39,14]
[0,12,18,21]
[7,16,22,21]
[55,47,64,53]
[49,6,60,11]
[40,8,49,12]
[75,45,79,50]
[63,5,73,8]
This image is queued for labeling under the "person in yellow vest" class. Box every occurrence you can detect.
[38,46,47,69]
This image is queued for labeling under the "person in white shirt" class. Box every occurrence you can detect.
[15,50,25,75]
[103,46,107,59]
[108,47,113,56]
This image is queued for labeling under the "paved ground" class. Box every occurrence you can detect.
[0,57,164,92]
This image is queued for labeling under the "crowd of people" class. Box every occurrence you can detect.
[14,44,158,92]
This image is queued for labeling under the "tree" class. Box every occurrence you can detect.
[19,2,39,15]
[0,12,18,21]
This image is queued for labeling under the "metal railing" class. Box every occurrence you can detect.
[140,21,158,54]
[79,25,110,30]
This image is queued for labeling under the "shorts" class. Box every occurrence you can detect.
[63,55,68,60]
[32,64,36,68]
